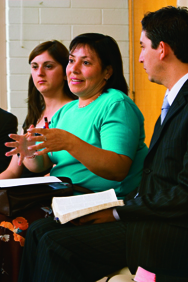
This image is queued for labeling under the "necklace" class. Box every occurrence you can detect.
[78,94,101,108]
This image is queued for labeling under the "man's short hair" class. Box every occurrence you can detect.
[141,6,188,63]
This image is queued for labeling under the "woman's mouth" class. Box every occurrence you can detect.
[70,78,83,84]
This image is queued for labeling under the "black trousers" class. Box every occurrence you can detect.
[18,217,188,282]
[18,217,128,282]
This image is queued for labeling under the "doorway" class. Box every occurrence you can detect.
[129,0,177,146]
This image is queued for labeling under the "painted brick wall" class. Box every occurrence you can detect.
[177,0,188,6]
[6,0,129,131]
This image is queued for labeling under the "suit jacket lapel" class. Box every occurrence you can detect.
[148,117,161,153]
[148,80,188,154]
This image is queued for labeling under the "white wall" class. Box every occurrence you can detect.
[6,0,129,131]
[0,0,7,110]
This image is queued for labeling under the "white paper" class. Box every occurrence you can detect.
[0,176,61,188]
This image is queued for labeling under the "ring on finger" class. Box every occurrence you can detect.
[44,136,47,142]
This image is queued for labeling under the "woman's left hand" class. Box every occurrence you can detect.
[25,127,69,155]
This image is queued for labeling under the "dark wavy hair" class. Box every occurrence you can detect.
[69,33,128,95]
[141,6,188,63]
[23,40,77,133]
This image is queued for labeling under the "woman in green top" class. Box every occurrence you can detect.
[6,33,148,199]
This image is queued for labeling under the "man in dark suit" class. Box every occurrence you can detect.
[18,6,188,282]
[0,108,17,173]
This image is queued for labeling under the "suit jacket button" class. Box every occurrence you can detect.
[144,168,151,174]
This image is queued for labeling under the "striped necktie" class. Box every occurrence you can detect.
[161,95,170,124]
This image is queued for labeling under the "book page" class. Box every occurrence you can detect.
[53,189,117,214]
[0,176,61,188]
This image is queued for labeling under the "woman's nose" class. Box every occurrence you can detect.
[71,61,80,73]
[37,66,45,76]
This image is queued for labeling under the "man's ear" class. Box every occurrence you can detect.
[104,65,113,81]
[159,41,171,60]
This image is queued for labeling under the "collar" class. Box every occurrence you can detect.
[165,73,188,106]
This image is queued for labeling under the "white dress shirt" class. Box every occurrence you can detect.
[166,73,188,106]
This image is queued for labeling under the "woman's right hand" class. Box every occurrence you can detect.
[5,125,36,165]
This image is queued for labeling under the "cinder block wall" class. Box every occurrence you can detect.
[6,0,129,132]
[177,0,188,6]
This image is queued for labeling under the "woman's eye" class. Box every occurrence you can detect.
[83,61,90,65]
[31,65,38,69]
[45,64,53,69]
[68,58,74,64]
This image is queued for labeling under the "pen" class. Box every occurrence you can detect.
[54,217,60,223]
[44,116,49,129]
[44,117,52,156]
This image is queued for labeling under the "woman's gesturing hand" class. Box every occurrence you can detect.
[5,126,72,161]
[5,125,36,165]
[24,127,70,156]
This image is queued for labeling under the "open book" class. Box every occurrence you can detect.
[52,188,124,224]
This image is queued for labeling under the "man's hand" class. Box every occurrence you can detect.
[71,208,116,226]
